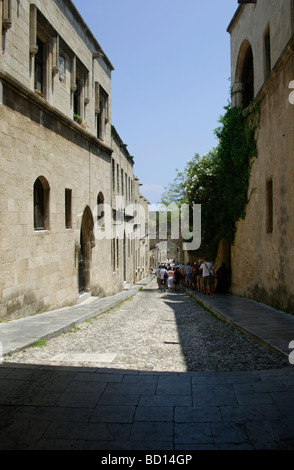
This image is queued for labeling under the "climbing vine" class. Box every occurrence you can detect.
[161,100,259,259]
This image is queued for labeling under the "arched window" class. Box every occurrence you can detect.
[97,191,105,229]
[235,40,254,109]
[34,176,50,230]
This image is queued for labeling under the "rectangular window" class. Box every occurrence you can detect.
[74,77,81,117]
[112,238,116,272]
[264,26,271,80]
[65,188,72,229]
[266,178,273,233]
[121,169,124,195]
[35,37,44,92]
[125,173,128,201]
[116,238,119,269]
[117,164,120,193]
[112,159,115,192]
[97,97,102,138]
[97,87,109,141]
[2,33,6,54]
[59,55,65,83]
[73,60,88,121]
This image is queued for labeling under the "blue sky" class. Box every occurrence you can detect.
[72,0,238,203]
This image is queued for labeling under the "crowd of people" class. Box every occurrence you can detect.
[152,258,231,295]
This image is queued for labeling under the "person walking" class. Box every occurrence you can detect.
[196,260,203,292]
[185,262,192,288]
[167,266,175,293]
[160,265,167,291]
[192,262,198,290]
[200,258,214,295]
[215,262,231,295]
[156,265,162,289]
[174,266,180,292]
[179,264,185,285]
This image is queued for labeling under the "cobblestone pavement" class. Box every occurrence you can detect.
[6,280,289,372]
[2,280,294,450]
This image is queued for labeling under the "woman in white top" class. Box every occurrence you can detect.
[167,267,174,293]
[200,258,214,294]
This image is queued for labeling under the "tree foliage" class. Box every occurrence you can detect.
[160,169,186,207]
[160,102,258,259]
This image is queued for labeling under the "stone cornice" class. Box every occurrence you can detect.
[111,125,135,166]
[58,0,115,72]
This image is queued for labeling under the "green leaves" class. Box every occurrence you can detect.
[160,101,258,259]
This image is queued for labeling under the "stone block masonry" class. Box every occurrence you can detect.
[0,0,149,320]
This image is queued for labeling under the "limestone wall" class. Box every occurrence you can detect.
[229,0,293,98]
[228,0,294,312]
[110,127,139,292]
[231,54,294,311]
[1,0,113,145]
[0,85,113,320]
[0,0,147,320]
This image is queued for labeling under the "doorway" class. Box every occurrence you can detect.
[78,231,84,294]
[78,206,95,294]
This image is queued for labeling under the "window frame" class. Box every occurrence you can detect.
[34,176,50,231]
[266,177,273,234]
[65,188,72,229]
[263,25,271,81]
[96,86,109,141]
[34,36,45,93]
[97,191,105,230]
[59,55,66,84]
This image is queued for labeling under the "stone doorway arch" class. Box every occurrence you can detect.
[78,206,95,293]
[234,39,254,109]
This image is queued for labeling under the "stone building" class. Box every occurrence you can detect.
[226,0,294,311]
[0,0,149,321]
[110,126,150,290]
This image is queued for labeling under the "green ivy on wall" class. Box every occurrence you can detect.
[160,100,260,260]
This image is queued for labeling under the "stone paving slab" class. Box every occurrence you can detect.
[184,288,294,358]
[1,364,294,450]
[0,285,141,356]
[1,279,294,450]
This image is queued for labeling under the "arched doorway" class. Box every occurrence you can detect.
[78,206,95,294]
[234,39,254,109]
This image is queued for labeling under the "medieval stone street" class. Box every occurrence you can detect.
[6,279,289,372]
[1,280,294,450]
[2,0,294,456]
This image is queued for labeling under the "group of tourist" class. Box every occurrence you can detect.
[154,258,231,295]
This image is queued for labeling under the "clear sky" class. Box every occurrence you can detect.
[72,0,238,204]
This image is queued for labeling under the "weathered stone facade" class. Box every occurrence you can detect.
[110,126,150,290]
[227,0,294,311]
[0,0,149,320]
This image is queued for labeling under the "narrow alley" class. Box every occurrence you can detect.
[5,279,288,372]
